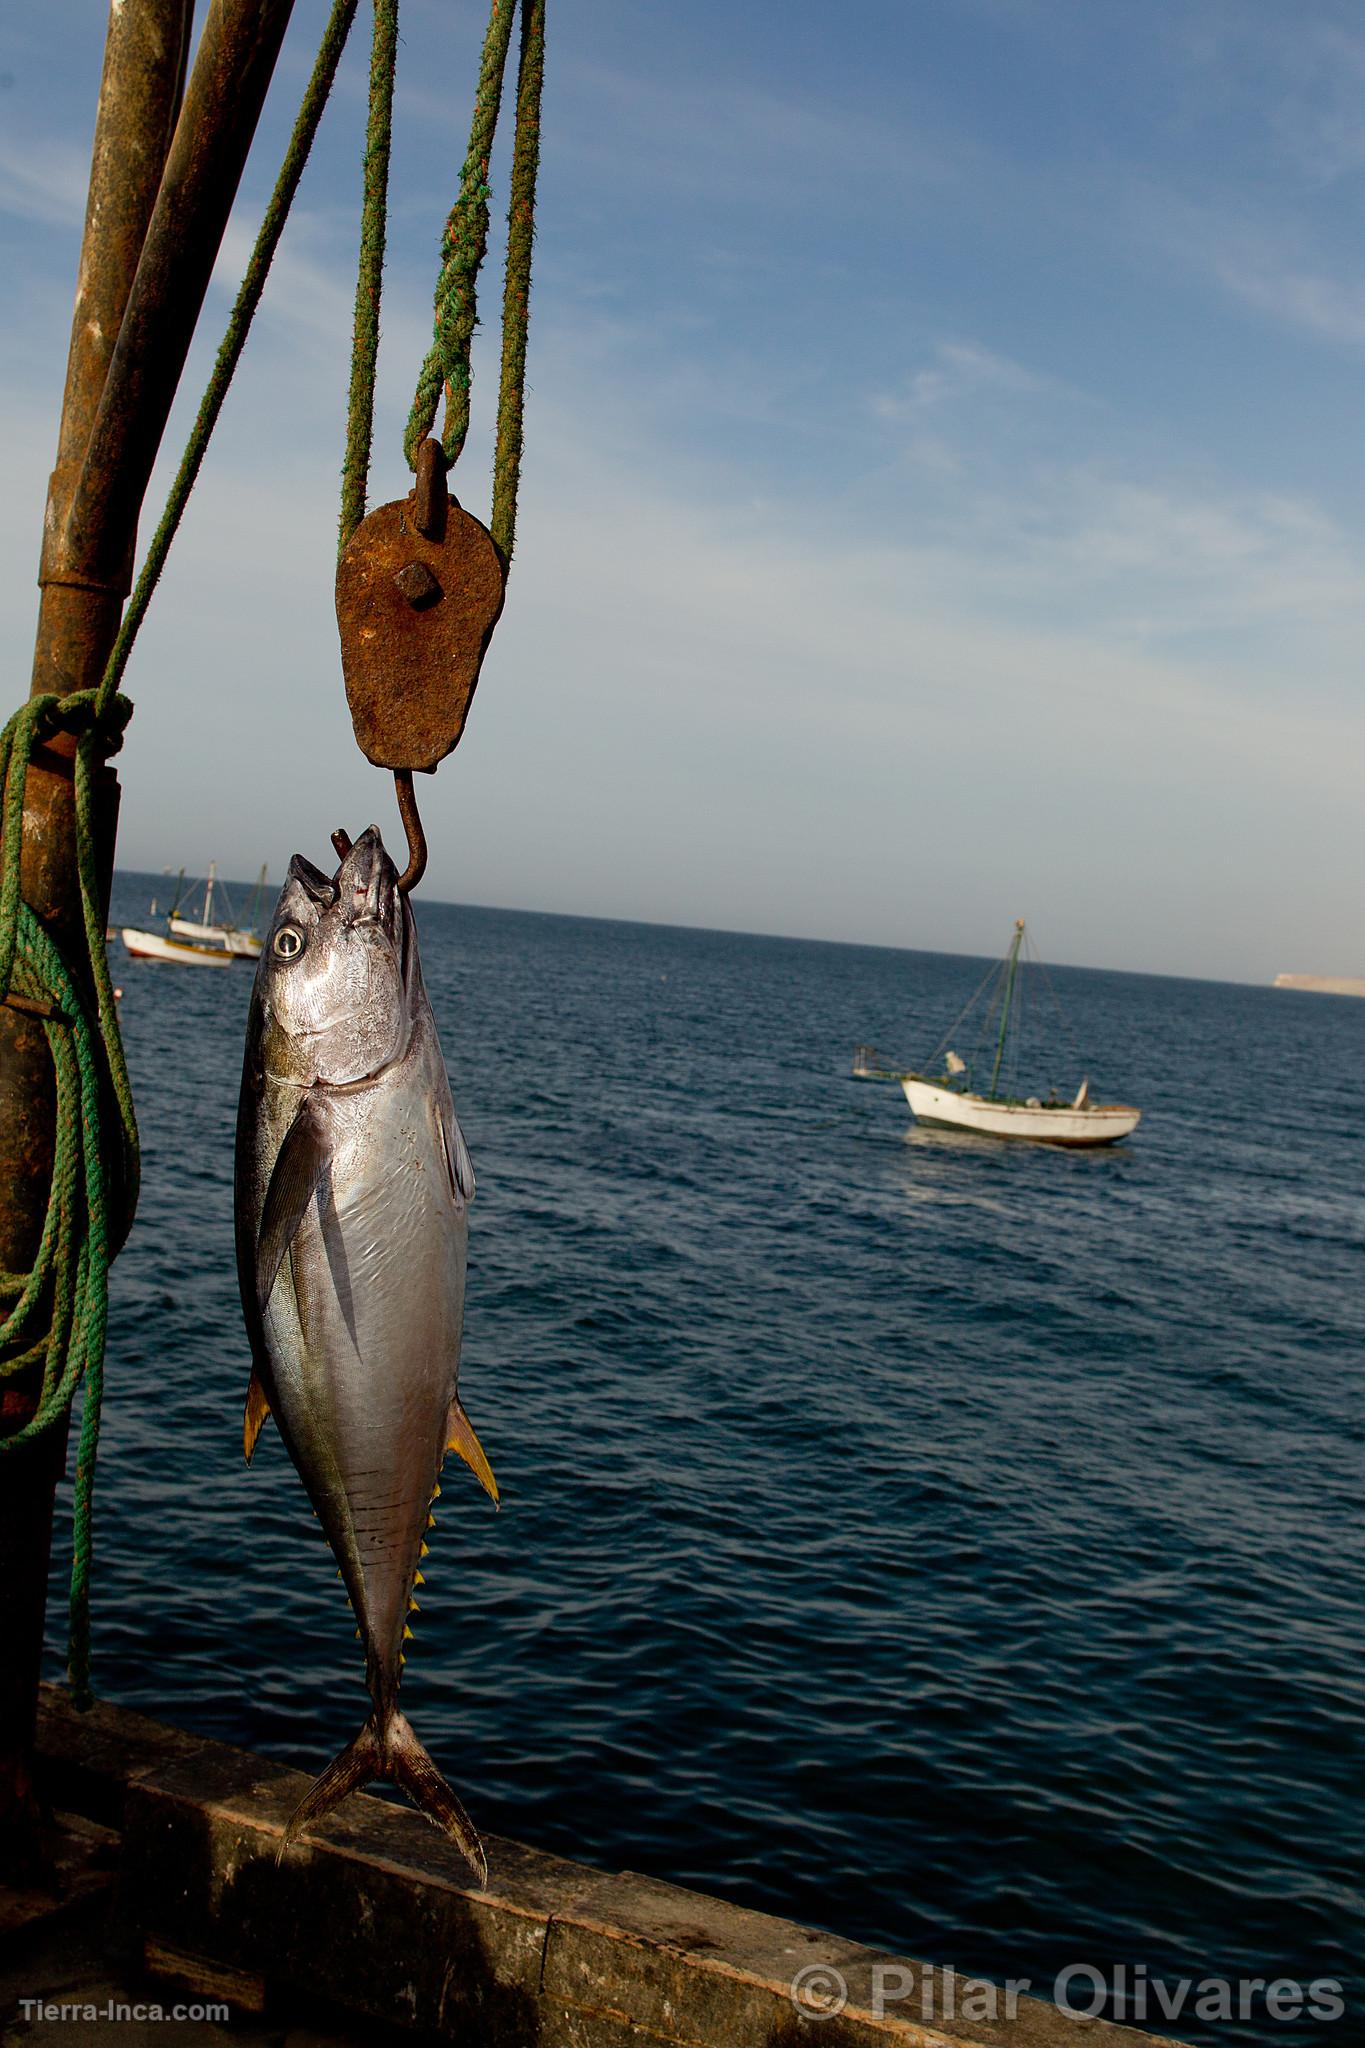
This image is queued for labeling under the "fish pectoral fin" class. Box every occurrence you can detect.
[438,1099,476,1204]
[445,1397,499,1506]
[243,1364,273,1463]
[450,1114,475,1202]
[256,1091,332,1316]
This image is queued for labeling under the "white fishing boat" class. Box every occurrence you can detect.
[120,861,265,969]
[901,1074,1140,1145]
[867,920,1141,1147]
[120,924,234,968]
[166,861,266,959]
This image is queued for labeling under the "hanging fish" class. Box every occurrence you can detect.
[234,824,496,1881]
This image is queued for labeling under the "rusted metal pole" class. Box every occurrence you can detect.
[1,0,296,1876]
[29,1,194,709]
[0,0,193,1880]
[58,0,300,602]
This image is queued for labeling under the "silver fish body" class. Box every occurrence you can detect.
[234,826,494,1879]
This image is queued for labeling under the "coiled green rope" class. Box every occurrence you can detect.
[0,688,137,1708]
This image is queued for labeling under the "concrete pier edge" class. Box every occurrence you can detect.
[28,1685,1186,2048]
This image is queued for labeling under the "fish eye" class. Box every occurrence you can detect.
[273,924,305,960]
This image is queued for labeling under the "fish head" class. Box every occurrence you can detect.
[258,826,414,1087]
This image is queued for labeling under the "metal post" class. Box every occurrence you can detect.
[1,0,296,1874]
[57,0,300,600]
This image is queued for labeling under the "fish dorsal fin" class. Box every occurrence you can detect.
[257,1092,332,1317]
[446,1397,498,1506]
[243,1364,273,1463]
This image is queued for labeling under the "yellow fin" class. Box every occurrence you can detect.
[420,1539,430,1555]
[243,1366,272,1464]
[414,1570,425,1586]
[445,1397,499,1506]
[403,1623,415,1640]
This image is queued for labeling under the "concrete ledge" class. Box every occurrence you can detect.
[36,1687,1185,2048]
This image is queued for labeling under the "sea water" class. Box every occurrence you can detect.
[45,874,1363,2044]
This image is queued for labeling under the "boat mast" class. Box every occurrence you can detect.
[204,859,217,928]
[988,919,1025,1100]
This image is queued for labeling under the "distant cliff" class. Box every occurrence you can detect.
[1274,973,1365,997]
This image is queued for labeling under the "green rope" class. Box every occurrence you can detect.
[0,690,137,1709]
[340,0,399,553]
[104,0,362,703]
[402,0,517,475]
[490,0,545,564]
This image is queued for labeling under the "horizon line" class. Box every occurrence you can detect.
[110,862,1292,992]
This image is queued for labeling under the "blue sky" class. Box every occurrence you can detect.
[3,0,1363,980]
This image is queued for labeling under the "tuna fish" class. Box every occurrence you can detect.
[234,825,495,1881]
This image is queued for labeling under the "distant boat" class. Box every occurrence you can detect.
[167,861,266,959]
[120,862,265,969]
[862,920,1141,1148]
[120,925,234,968]
[902,1072,1141,1146]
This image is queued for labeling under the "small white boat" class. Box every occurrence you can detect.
[120,926,234,968]
[901,1075,1140,1146]
[123,862,265,966]
[871,920,1142,1148]
[166,861,265,959]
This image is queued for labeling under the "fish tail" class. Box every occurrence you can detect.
[278,1709,487,1888]
[277,1718,382,1864]
[385,1710,488,1887]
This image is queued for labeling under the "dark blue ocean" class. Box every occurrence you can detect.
[46,872,1363,2043]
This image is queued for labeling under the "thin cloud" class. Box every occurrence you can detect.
[1131,184,1365,351]
[1171,3,1365,187]
[873,339,1080,419]
[1214,243,1365,350]
[512,359,1365,733]
[402,51,982,222]
[0,134,87,229]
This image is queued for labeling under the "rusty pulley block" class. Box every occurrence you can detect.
[336,440,506,772]
[335,439,507,889]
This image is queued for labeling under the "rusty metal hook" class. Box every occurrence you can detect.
[329,774,425,894]
[393,770,428,895]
